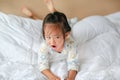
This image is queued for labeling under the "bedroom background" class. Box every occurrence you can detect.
[0,0,120,80]
[0,0,120,20]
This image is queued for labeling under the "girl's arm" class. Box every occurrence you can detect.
[41,69,61,80]
[38,42,61,80]
[66,39,79,80]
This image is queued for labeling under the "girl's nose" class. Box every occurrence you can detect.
[50,38,56,44]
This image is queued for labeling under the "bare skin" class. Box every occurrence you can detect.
[42,69,61,80]
[64,70,77,80]
[44,0,56,12]
[21,0,56,19]
[21,6,38,19]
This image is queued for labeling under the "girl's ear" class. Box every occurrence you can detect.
[65,32,70,38]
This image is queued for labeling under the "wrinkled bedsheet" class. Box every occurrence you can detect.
[0,12,120,80]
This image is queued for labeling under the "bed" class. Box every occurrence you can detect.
[0,11,120,80]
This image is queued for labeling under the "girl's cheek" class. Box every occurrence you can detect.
[46,40,50,45]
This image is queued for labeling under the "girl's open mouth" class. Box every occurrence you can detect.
[51,45,56,49]
[52,45,56,47]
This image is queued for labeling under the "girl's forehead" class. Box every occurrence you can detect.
[44,23,62,31]
[44,23,63,35]
[44,23,60,28]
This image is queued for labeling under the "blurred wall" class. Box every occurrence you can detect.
[0,0,120,20]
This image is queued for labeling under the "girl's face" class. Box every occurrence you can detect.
[44,23,65,52]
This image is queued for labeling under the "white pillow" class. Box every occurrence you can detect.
[105,12,120,34]
[71,16,116,44]
[68,17,78,27]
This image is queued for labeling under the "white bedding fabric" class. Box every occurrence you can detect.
[0,12,120,80]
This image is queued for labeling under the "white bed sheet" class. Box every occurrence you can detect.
[0,12,120,80]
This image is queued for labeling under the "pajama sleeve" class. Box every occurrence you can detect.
[67,41,79,71]
[38,42,49,71]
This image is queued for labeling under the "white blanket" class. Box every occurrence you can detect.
[0,12,120,80]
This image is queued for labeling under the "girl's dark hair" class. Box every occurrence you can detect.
[42,11,71,39]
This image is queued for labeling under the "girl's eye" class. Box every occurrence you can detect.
[48,37,51,39]
[56,36,60,39]
[45,36,51,39]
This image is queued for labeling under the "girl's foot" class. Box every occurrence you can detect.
[21,6,38,19]
[21,6,33,17]
[44,0,56,12]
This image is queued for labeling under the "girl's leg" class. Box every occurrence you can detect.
[44,0,56,13]
[21,0,57,19]
[21,6,38,19]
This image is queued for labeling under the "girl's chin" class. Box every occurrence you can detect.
[52,47,60,52]
[51,47,57,50]
[52,47,56,50]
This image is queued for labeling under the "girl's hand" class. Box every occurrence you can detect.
[41,69,61,80]
[64,77,74,80]
[64,70,77,80]
[49,75,61,80]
